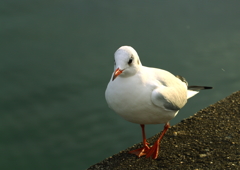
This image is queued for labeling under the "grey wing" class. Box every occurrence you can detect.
[151,86,186,111]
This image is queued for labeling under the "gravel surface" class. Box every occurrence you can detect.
[88,91,240,170]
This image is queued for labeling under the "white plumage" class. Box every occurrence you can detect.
[105,46,212,159]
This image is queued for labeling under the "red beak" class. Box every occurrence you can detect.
[112,68,123,81]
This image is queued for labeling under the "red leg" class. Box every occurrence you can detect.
[146,122,170,159]
[129,124,150,157]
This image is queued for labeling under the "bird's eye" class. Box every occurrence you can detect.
[114,60,116,65]
[128,57,133,64]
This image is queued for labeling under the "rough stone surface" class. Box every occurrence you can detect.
[88,91,240,170]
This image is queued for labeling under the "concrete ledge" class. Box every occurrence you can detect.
[88,91,240,170]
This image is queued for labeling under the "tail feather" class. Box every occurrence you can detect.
[188,86,213,91]
[187,90,198,99]
[187,86,213,99]
[175,75,213,99]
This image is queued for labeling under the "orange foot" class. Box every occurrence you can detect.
[145,141,159,159]
[145,123,170,159]
[129,144,150,157]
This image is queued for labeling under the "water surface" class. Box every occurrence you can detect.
[1,1,240,169]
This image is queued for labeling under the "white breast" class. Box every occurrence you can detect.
[105,71,179,124]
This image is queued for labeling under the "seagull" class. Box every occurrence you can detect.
[105,46,212,159]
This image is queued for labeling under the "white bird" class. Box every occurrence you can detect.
[105,46,212,159]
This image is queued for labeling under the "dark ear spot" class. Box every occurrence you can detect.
[128,57,133,64]
[137,60,139,64]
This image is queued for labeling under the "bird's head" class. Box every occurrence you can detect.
[112,46,142,81]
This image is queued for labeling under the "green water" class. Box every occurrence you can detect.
[1,1,240,169]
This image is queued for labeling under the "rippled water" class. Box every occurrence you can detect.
[1,1,240,169]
